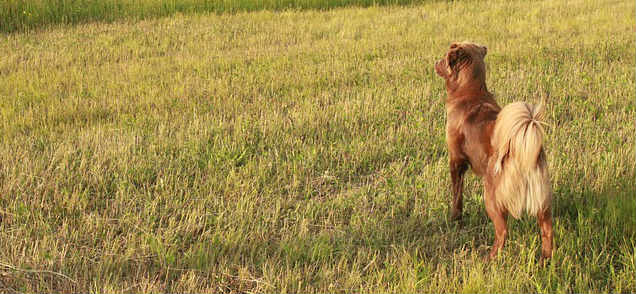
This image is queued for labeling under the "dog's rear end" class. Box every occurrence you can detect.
[491,102,551,219]
[489,101,553,261]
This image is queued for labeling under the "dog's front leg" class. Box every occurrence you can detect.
[449,158,468,221]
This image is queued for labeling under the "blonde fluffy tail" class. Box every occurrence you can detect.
[491,102,551,219]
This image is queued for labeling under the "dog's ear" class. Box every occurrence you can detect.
[480,46,487,58]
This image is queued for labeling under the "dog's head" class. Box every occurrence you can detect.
[435,41,488,92]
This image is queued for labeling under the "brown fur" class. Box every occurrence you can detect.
[434,41,553,261]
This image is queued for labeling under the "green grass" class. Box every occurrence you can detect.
[1,0,423,33]
[0,0,635,292]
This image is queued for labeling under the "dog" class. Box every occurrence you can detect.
[434,41,553,262]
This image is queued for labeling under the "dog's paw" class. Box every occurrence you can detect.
[449,210,462,222]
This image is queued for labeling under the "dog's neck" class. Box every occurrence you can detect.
[445,80,492,105]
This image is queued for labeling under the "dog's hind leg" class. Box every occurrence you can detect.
[485,180,508,260]
[537,208,554,264]
[449,158,468,221]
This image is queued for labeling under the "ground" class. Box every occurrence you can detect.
[0,0,634,292]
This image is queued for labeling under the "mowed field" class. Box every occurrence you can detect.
[0,0,635,292]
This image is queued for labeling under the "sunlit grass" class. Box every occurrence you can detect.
[0,0,634,292]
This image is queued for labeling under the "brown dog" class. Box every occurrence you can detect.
[434,41,553,262]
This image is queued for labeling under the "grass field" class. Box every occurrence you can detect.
[2,0,421,33]
[1,0,635,292]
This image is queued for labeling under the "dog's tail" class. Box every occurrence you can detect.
[491,102,551,219]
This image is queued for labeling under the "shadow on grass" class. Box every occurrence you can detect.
[307,173,636,269]
[72,172,633,292]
